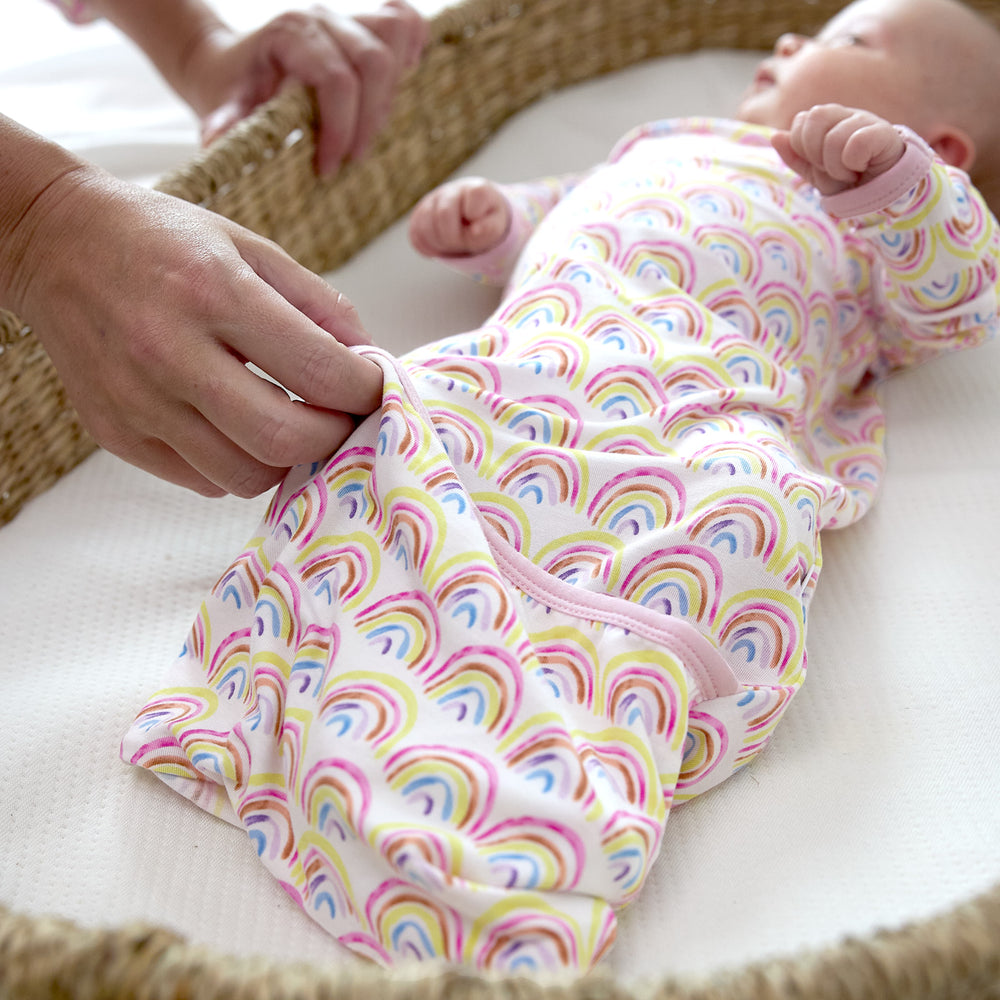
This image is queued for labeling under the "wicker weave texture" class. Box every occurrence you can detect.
[154,0,849,275]
[3,0,1000,524]
[2,881,1000,999]
[0,0,852,526]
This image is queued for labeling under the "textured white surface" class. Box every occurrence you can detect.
[1,0,998,981]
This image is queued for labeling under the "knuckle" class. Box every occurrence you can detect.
[332,291,362,329]
[378,14,413,56]
[195,482,228,499]
[253,407,300,467]
[269,10,312,34]
[122,321,170,368]
[324,61,360,98]
[159,251,227,316]
[88,413,133,458]
[389,0,423,26]
[355,41,395,80]
[296,343,346,406]
[227,458,284,498]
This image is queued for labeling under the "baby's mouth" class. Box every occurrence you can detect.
[750,66,776,92]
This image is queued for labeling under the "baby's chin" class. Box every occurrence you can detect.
[735,78,805,130]
[735,93,786,129]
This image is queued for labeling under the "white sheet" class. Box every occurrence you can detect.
[1,1,998,981]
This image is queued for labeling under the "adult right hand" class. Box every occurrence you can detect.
[5,161,383,498]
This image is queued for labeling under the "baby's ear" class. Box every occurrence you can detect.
[928,126,976,171]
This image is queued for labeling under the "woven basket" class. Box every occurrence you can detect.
[2,0,999,996]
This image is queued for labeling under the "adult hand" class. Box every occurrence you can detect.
[188,1,429,175]
[7,163,383,498]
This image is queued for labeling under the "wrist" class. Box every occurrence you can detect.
[170,20,237,117]
[821,128,935,218]
[0,118,78,310]
[0,118,109,318]
[92,0,233,115]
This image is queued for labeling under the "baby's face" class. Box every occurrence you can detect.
[737,0,957,131]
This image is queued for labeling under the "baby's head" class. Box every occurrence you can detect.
[739,0,1000,202]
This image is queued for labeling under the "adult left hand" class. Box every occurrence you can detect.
[189,1,428,175]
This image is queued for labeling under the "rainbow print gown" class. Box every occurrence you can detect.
[121,118,999,972]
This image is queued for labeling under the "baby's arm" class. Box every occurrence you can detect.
[408,173,584,286]
[771,104,904,196]
[780,107,999,371]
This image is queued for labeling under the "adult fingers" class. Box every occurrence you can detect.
[312,13,400,166]
[355,0,429,72]
[259,9,399,172]
[239,232,374,347]
[226,233,384,417]
[188,350,361,479]
[99,398,285,499]
[247,11,363,172]
[108,434,229,498]
[85,301,364,496]
[206,4,428,174]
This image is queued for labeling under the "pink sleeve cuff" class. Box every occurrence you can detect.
[820,127,936,218]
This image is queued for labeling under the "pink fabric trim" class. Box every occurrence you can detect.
[481,523,742,702]
[364,346,743,704]
[821,127,935,218]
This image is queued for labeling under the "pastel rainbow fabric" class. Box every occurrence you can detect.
[121,119,999,973]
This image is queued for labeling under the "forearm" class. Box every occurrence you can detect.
[0,114,92,312]
[86,0,231,114]
[847,148,1000,368]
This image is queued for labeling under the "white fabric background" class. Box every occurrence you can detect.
[1,0,998,981]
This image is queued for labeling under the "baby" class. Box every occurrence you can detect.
[121,0,1000,975]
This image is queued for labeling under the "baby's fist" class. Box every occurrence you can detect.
[409,178,511,257]
[772,104,905,196]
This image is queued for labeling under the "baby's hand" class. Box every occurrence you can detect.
[409,178,511,257]
[772,104,905,196]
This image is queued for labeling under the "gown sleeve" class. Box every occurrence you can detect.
[830,128,1000,375]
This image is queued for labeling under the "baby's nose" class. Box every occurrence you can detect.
[774,32,806,57]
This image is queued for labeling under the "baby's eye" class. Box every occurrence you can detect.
[819,27,867,47]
